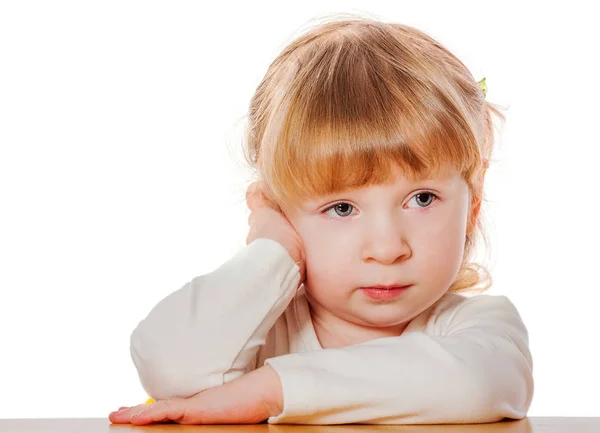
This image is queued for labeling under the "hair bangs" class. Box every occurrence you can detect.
[260,41,480,210]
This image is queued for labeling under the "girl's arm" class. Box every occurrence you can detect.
[129,238,301,401]
[264,294,534,424]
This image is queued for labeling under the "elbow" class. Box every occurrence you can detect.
[501,358,534,419]
[475,371,534,423]
[459,352,534,423]
[490,343,535,420]
[129,329,223,400]
[129,335,182,400]
[130,343,224,400]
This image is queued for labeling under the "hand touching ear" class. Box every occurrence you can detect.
[246,181,306,287]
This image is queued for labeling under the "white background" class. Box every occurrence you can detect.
[1,0,599,419]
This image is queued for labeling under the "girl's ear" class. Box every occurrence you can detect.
[467,195,482,235]
[467,166,487,235]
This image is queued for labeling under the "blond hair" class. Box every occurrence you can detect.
[240,13,506,294]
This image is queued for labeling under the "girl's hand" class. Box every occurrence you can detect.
[108,365,284,425]
[245,181,306,286]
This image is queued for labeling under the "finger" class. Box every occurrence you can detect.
[109,404,144,424]
[260,190,283,213]
[129,406,156,425]
[130,399,186,425]
[247,181,278,212]
[109,408,129,423]
[245,182,261,211]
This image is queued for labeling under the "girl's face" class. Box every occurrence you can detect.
[286,165,473,331]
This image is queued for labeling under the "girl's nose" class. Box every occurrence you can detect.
[361,223,411,265]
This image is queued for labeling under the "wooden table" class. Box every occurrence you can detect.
[0,418,598,432]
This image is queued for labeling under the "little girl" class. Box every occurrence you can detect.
[109,14,534,426]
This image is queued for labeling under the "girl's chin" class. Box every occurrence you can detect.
[347,312,412,331]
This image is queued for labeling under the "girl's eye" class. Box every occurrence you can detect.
[323,202,355,218]
[406,191,438,208]
[322,192,438,218]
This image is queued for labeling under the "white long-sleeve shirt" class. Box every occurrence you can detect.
[129,238,534,424]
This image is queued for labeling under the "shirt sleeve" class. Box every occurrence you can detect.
[129,238,301,400]
[264,294,534,424]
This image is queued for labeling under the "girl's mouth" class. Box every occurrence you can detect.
[360,285,412,300]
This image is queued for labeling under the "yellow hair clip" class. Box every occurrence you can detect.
[477,77,487,98]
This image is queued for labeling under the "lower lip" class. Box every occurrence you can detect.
[361,285,411,300]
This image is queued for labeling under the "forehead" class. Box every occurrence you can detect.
[383,162,460,184]
[349,163,462,193]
